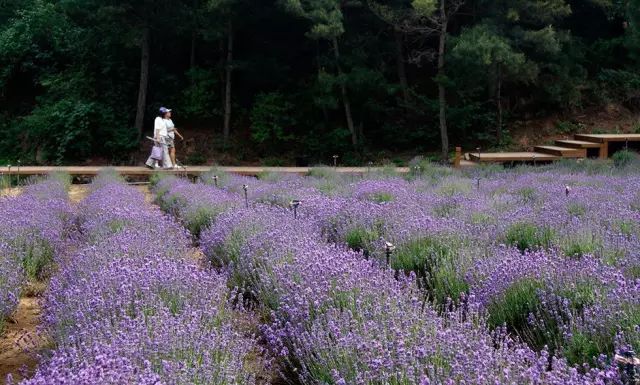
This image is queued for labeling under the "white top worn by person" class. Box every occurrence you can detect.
[155,116,168,138]
[166,118,175,139]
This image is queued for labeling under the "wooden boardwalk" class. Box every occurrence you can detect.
[468,152,559,163]
[0,165,411,177]
[464,133,640,165]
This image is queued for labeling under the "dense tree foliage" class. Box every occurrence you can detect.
[0,0,638,164]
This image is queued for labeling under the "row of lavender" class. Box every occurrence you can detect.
[18,174,257,384]
[314,170,640,367]
[153,169,624,384]
[0,176,72,334]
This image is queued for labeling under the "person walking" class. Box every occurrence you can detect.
[145,107,173,169]
[163,108,184,169]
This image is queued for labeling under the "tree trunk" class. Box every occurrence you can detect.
[190,30,196,69]
[394,28,410,106]
[223,20,233,145]
[496,63,503,144]
[191,0,198,69]
[332,37,357,148]
[135,26,150,143]
[437,0,449,161]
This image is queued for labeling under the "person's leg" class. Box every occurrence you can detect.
[162,143,172,168]
[170,147,176,166]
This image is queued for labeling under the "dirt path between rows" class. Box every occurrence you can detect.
[0,295,45,384]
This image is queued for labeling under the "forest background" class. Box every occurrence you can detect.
[1,0,639,166]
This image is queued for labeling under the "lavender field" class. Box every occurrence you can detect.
[3,161,640,384]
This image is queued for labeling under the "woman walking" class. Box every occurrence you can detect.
[145,107,173,169]
[163,108,184,169]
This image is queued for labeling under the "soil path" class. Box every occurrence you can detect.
[0,296,45,384]
[0,188,22,198]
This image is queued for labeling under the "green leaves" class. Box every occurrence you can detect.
[281,0,345,39]
[411,0,437,17]
[451,23,536,81]
[250,92,296,146]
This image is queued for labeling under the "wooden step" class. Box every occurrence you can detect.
[534,145,586,158]
[574,133,640,143]
[468,152,559,163]
[555,139,602,149]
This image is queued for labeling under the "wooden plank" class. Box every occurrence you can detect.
[459,160,478,168]
[454,147,462,168]
[0,166,410,177]
[554,139,601,149]
[600,142,608,159]
[574,134,640,143]
[468,152,559,163]
[534,145,586,158]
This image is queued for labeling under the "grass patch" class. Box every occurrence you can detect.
[368,192,394,203]
[504,222,555,252]
[612,149,638,168]
[560,231,602,258]
[487,279,543,331]
[433,200,460,218]
[344,225,382,253]
[516,187,537,204]
[567,203,587,218]
[393,236,469,304]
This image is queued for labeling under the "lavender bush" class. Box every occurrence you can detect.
[0,175,71,333]
[157,170,625,384]
[20,174,257,384]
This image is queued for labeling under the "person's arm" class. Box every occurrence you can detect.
[174,128,184,140]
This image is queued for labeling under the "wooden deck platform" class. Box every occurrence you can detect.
[554,139,602,149]
[468,152,559,163]
[573,133,640,158]
[573,133,640,143]
[534,145,586,158]
[0,166,411,177]
[460,132,640,166]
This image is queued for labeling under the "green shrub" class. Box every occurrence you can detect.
[261,157,286,167]
[368,192,394,203]
[567,203,586,217]
[393,236,469,304]
[17,237,55,281]
[615,219,638,238]
[185,152,207,165]
[250,92,296,150]
[486,279,543,332]
[185,205,228,238]
[179,67,221,119]
[560,231,602,258]
[470,212,495,225]
[407,156,455,182]
[200,168,231,187]
[612,149,638,168]
[563,331,604,367]
[438,178,472,196]
[433,199,460,218]
[504,222,555,252]
[517,187,537,203]
[555,120,583,135]
[563,303,640,366]
[344,226,381,252]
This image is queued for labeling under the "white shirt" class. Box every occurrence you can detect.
[165,118,175,139]
[154,117,168,137]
